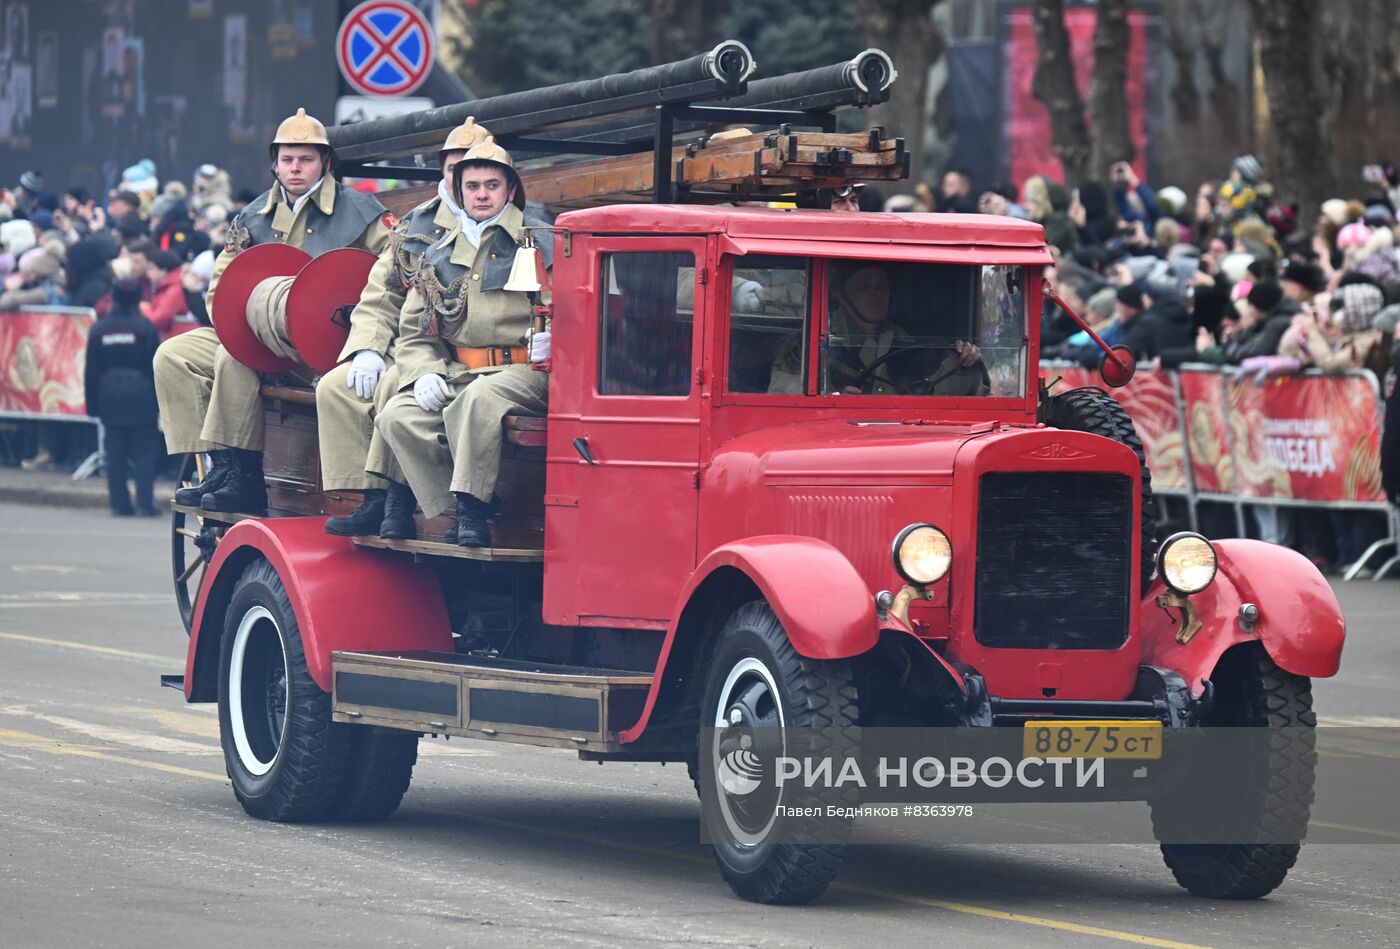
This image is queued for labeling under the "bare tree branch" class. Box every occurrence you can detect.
[1030,0,1091,185]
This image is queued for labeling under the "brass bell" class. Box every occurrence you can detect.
[503,236,542,293]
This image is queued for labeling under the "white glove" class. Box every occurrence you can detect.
[346,350,386,400]
[529,329,551,363]
[413,373,450,412]
[732,280,764,313]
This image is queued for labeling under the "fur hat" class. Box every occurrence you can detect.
[1281,261,1326,294]
[18,243,62,279]
[1332,282,1385,334]
[1246,280,1284,313]
[1,218,37,256]
[1116,284,1145,310]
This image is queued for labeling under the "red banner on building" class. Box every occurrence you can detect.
[0,308,93,417]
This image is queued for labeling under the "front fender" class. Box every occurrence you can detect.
[618,536,879,743]
[185,517,452,700]
[1140,538,1345,694]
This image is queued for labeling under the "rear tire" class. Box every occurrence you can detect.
[1151,644,1316,899]
[1040,386,1158,592]
[217,558,349,821]
[333,727,419,821]
[698,601,858,904]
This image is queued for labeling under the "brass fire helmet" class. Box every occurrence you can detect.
[441,116,490,155]
[455,135,526,210]
[272,107,330,147]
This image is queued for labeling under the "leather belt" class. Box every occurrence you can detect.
[454,345,528,369]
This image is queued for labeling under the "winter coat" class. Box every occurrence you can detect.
[83,303,159,426]
[0,276,66,310]
[145,269,194,340]
[1381,339,1400,505]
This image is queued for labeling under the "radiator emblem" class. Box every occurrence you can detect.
[1021,442,1094,460]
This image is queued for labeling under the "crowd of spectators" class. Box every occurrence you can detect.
[866,156,1400,573]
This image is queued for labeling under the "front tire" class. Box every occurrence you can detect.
[217,558,349,821]
[698,601,858,904]
[1151,644,1317,899]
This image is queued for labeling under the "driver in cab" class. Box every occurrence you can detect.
[768,265,985,396]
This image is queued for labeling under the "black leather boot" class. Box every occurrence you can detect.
[174,450,232,506]
[378,481,418,540]
[201,448,268,515]
[450,492,491,548]
[324,489,386,536]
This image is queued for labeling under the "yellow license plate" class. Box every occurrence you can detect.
[1022,720,1163,759]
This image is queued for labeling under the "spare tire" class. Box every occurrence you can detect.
[1039,387,1158,593]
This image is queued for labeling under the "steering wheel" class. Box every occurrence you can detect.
[848,345,990,396]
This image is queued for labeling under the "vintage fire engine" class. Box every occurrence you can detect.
[163,45,1345,905]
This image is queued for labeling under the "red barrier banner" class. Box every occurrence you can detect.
[1229,373,1384,503]
[1179,370,1232,495]
[1044,366,1187,492]
[0,308,93,417]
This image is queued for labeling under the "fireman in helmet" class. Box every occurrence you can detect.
[155,107,392,514]
[318,118,491,540]
[375,137,554,547]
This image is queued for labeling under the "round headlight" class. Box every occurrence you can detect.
[892,523,952,585]
[1157,531,1218,595]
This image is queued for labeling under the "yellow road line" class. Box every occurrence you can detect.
[0,630,174,665]
[0,714,1210,947]
[118,706,220,739]
[468,814,1211,948]
[0,727,225,783]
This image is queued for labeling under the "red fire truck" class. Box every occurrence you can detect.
[163,49,1345,905]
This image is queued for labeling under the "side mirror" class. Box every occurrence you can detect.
[1099,344,1136,388]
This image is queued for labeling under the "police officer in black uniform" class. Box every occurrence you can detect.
[85,277,162,516]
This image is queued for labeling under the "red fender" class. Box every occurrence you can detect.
[619,535,879,742]
[1140,538,1345,694]
[184,517,452,700]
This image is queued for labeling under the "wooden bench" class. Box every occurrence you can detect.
[247,384,546,554]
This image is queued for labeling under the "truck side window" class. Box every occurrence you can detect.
[726,255,810,394]
[598,252,695,396]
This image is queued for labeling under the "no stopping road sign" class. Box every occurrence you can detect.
[336,0,434,97]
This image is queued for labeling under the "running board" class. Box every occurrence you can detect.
[330,650,652,752]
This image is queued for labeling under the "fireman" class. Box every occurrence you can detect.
[156,107,392,515]
[318,118,490,540]
[375,137,554,547]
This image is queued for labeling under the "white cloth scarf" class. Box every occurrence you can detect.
[453,202,507,249]
[280,176,325,216]
[436,179,464,219]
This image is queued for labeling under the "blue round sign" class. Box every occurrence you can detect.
[336,0,434,97]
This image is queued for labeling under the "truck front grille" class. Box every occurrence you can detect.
[974,472,1133,650]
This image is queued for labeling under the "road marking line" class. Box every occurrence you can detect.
[1313,820,1400,841]
[0,728,226,782]
[118,706,221,739]
[0,706,216,755]
[0,630,174,664]
[0,713,1209,946]
[466,814,1210,948]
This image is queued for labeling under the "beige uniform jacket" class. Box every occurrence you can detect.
[395,204,536,390]
[337,196,455,362]
[205,176,392,306]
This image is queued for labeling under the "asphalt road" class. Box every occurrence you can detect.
[1,500,1397,948]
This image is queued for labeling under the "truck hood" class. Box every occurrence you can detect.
[707,419,1003,488]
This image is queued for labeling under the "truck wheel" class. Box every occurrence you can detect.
[333,727,419,821]
[172,454,218,635]
[698,601,858,905]
[1151,644,1316,899]
[217,558,349,821]
[1040,387,1157,592]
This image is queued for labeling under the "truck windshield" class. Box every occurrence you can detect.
[729,257,1026,398]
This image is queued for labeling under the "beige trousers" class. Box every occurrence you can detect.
[315,360,404,491]
[198,345,266,452]
[375,365,548,517]
[153,327,220,454]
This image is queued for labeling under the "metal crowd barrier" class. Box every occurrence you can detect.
[0,305,103,479]
[1042,360,1397,580]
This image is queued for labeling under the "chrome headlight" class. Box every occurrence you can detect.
[1157,531,1218,595]
[892,523,952,586]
